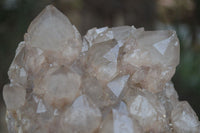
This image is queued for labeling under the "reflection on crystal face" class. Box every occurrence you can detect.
[3,5,199,133]
[36,99,46,113]
[107,75,129,97]
[153,38,170,55]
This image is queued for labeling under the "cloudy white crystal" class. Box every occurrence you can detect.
[3,5,200,133]
[62,95,102,133]
[25,5,82,63]
[3,85,26,110]
[171,101,200,133]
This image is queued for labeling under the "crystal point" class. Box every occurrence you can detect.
[25,5,82,63]
[171,101,200,133]
[61,95,102,133]
[3,84,26,110]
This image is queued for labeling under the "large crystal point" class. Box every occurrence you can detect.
[25,5,82,63]
[3,5,200,133]
[122,29,179,92]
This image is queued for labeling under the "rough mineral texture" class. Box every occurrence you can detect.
[3,5,200,133]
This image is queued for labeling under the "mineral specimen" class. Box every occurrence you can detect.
[3,5,200,133]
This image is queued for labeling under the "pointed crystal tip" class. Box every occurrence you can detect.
[24,5,82,63]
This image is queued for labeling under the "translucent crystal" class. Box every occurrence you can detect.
[61,95,102,133]
[171,101,200,133]
[84,27,113,47]
[3,84,26,110]
[3,5,199,133]
[82,76,116,110]
[86,39,119,83]
[24,5,82,63]
[99,101,142,133]
[127,90,168,132]
[122,29,179,92]
[34,67,81,106]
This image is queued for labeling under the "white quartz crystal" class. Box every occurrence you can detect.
[99,101,142,133]
[128,91,168,132]
[171,101,200,133]
[25,5,82,63]
[3,5,199,133]
[61,95,102,133]
[3,84,26,110]
[86,39,119,83]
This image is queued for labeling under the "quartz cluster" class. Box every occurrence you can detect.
[3,5,200,133]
